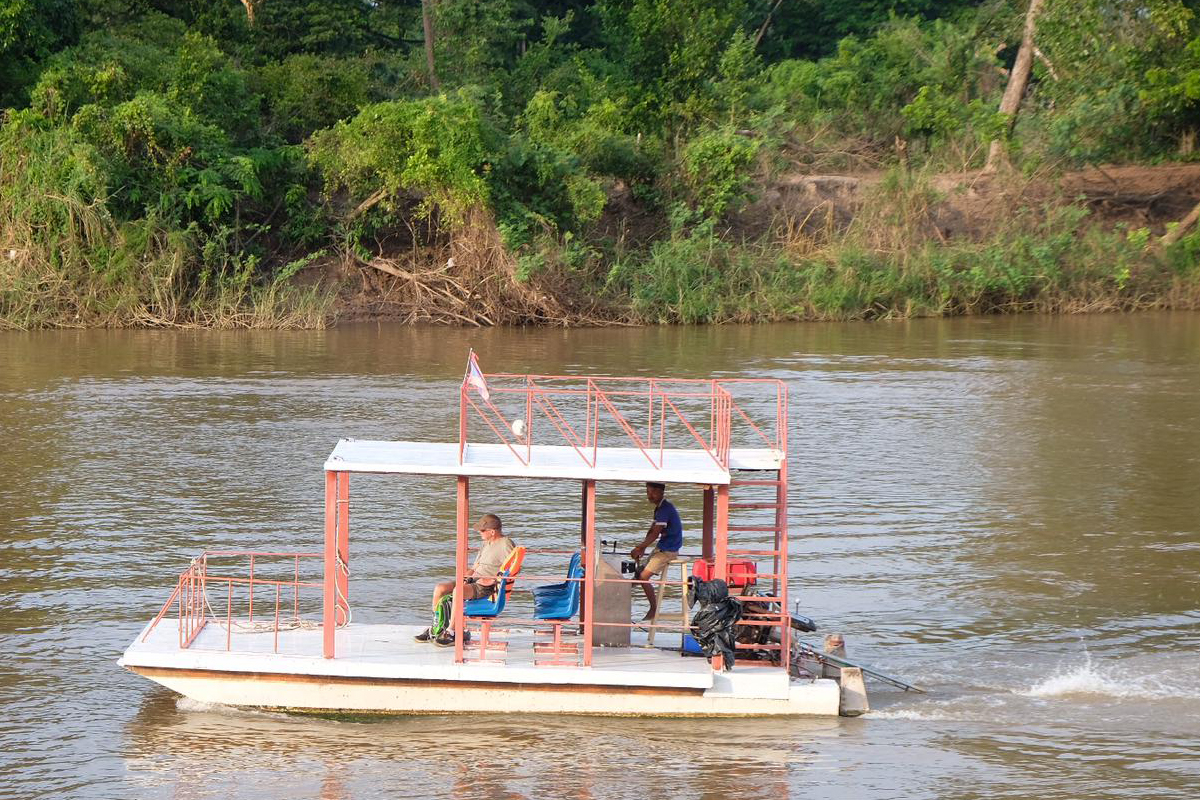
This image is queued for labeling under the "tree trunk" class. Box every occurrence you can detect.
[421,0,441,91]
[984,0,1045,172]
[240,0,261,25]
[1161,200,1200,247]
[754,0,785,49]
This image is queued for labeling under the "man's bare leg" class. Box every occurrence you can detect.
[415,579,458,643]
[637,568,658,620]
[431,579,455,611]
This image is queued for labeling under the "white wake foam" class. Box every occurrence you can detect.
[867,708,959,721]
[1018,655,1198,700]
[176,697,235,714]
[175,697,286,718]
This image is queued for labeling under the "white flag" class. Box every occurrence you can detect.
[467,351,490,402]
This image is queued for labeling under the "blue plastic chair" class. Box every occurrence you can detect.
[463,562,519,660]
[534,560,583,619]
[533,557,584,664]
[463,569,510,618]
[532,552,582,601]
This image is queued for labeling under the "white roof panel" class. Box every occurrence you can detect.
[321,439,784,485]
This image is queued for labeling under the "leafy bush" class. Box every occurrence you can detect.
[679,127,761,220]
[256,54,373,143]
[1029,0,1199,162]
[308,92,496,224]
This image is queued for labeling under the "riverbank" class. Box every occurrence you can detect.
[5,161,1197,331]
[322,161,1200,327]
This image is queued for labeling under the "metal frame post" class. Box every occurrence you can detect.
[336,472,350,625]
[713,483,730,671]
[582,479,596,666]
[714,484,729,581]
[454,476,470,663]
[776,463,789,671]
[702,485,715,563]
[322,470,337,659]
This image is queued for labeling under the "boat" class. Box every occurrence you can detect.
[119,354,869,717]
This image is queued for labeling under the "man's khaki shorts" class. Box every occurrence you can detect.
[642,549,679,577]
[463,581,495,600]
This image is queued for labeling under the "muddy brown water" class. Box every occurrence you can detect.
[1,315,1198,799]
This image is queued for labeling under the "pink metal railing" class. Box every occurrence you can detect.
[144,550,323,652]
[457,374,787,471]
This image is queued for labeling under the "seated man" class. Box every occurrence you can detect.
[414,513,515,647]
[629,482,684,622]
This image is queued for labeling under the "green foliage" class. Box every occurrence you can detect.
[0,114,330,328]
[605,195,1176,324]
[754,0,983,61]
[679,128,761,220]
[256,54,374,143]
[249,0,383,58]
[308,93,495,224]
[606,220,803,323]
[433,0,533,88]
[1031,0,1198,162]
[1144,36,1200,116]
[762,16,1002,141]
[0,0,79,105]
[598,0,747,128]
[901,85,1005,149]
[28,20,259,137]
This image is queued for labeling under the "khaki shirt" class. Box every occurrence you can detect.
[472,536,515,585]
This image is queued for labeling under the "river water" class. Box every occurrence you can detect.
[1,314,1198,799]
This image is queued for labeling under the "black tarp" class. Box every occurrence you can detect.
[687,577,743,670]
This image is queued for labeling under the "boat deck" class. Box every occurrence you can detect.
[120,620,745,692]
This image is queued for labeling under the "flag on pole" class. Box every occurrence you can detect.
[466,350,490,402]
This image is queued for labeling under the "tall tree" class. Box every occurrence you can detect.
[421,0,440,89]
[984,0,1045,172]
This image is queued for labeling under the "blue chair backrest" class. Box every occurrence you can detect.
[562,558,583,617]
[464,567,511,619]
[536,556,584,620]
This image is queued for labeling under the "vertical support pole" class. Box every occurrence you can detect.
[714,484,729,581]
[454,476,469,663]
[322,470,337,659]
[248,555,254,622]
[582,478,596,666]
[336,472,350,625]
[459,387,467,464]
[701,485,715,563]
[776,463,789,671]
[713,483,730,671]
[578,480,587,629]
[525,377,533,462]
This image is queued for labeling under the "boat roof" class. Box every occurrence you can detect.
[324,439,784,484]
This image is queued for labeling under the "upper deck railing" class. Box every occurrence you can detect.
[458,374,788,472]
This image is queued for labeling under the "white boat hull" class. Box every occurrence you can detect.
[120,620,842,717]
[128,665,841,717]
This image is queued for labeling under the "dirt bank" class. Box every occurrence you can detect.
[742,163,1200,241]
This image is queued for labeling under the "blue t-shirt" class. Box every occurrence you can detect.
[653,499,683,552]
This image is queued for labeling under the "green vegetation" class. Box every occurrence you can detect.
[1,0,1199,328]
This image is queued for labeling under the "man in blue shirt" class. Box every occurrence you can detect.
[629,482,684,622]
